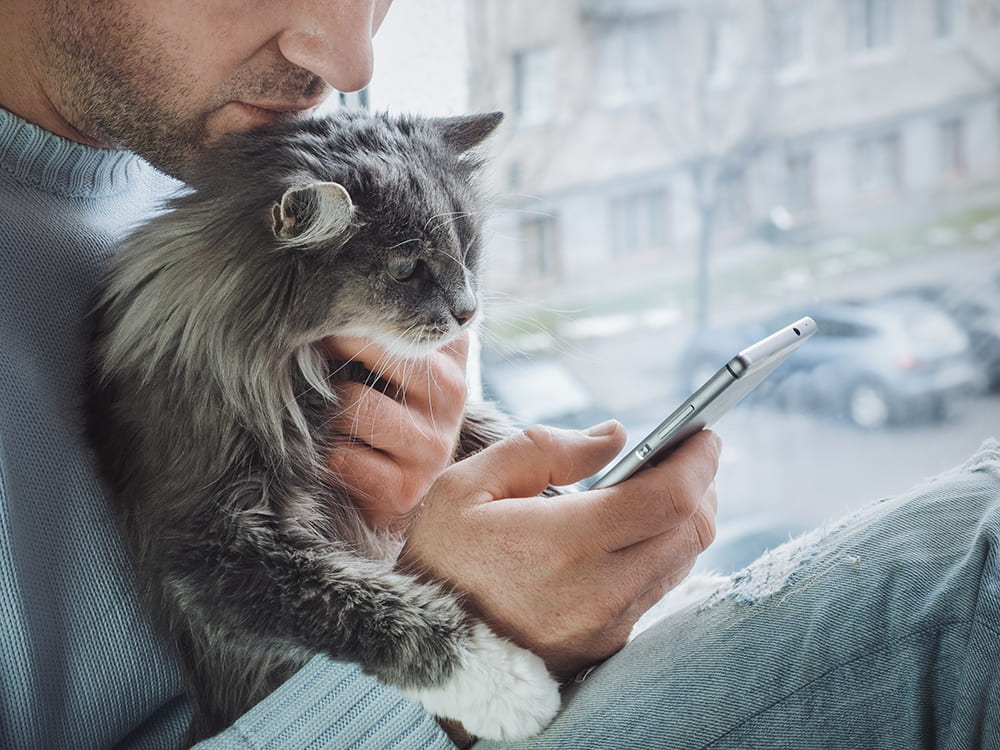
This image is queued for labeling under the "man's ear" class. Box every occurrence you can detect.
[435,111,504,154]
[270,182,355,242]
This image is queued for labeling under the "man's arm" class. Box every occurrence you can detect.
[323,335,719,680]
[402,424,719,680]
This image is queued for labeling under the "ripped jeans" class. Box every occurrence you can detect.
[477,439,1000,750]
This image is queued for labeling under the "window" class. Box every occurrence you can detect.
[707,14,745,86]
[512,47,554,126]
[774,2,810,75]
[847,0,895,53]
[854,132,902,192]
[933,0,958,39]
[384,0,1000,580]
[939,117,966,177]
[520,215,560,278]
[595,18,665,105]
[610,189,670,257]
[716,169,750,228]
[785,150,815,213]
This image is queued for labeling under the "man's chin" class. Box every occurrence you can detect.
[205,101,322,142]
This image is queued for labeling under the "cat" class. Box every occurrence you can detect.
[85,109,561,745]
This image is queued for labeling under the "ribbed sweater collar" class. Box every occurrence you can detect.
[0,106,154,198]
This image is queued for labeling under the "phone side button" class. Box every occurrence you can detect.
[655,404,696,439]
[637,444,654,458]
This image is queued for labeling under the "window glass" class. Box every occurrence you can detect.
[933,0,957,39]
[774,1,810,73]
[595,17,666,106]
[707,13,745,87]
[372,0,1000,574]
[848,0,895,52]
[521,215,561,278]
[784,151,815,213]
[611,189,670,256]
[939,117,966,177]
[513,47,555,126]
[854,132,902,193]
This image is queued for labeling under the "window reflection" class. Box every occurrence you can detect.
[374,0,1000,573]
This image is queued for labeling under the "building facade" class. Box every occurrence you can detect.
[465,0,1000,298]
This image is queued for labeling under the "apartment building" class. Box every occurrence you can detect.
[465,0,1000,295]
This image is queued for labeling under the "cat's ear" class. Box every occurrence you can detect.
[271,182,355,243]
[436,112,504,154]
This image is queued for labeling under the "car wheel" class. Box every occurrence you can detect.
[845,381,892,429]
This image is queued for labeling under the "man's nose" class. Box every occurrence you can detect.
[276,0,392,93]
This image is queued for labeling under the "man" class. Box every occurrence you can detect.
[2,2,998,749]
[0,1,718,746]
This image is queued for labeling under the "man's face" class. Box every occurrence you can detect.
[37,0,392,177]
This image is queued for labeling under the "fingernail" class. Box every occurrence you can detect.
[584,419,619,437]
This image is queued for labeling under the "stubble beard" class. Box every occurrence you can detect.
[38,0,329,179]
[39,0,213,177]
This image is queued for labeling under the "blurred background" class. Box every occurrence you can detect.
[369,0,1000,573]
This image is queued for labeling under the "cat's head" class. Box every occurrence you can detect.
[268,170,480,359]
[200,110,504,361]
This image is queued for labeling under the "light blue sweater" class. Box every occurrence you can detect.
[0,107,453,750]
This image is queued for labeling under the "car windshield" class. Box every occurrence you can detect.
[370,0,1000,573]
[889,302,969,358]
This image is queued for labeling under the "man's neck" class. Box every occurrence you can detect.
[0,3,105,147]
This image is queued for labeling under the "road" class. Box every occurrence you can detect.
[694,393,999,571]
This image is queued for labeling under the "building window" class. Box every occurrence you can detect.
[512,47,554,126]
[933,0,958,38]
[520,215,560,278]
[847,0,895,53]
[939,117,966,176]
[854,132,902,192]
[610,189,670,257]
[716,169,750,227]
[595,18,665,106]
[707,14,745,87]
[785,151,815,213]
[774,2,810,75]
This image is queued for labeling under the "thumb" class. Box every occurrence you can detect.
[449,420,627,503]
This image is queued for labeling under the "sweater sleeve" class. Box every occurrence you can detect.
[192,656,455,750]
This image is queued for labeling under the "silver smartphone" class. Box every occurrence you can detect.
[589,316,817,489]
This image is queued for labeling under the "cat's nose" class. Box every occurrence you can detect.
[453,305,477,327]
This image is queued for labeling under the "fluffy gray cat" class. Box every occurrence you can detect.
[86,110,560,745]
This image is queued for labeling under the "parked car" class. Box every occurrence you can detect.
[676,298,981,429]
[480,355,613,430]
[889,283,1000,392]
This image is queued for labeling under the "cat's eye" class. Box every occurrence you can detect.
[388,258,419,281]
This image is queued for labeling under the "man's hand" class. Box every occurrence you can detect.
[400,423,720,681]
[321,335,470,527]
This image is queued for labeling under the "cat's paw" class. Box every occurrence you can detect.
[402,622,561,741]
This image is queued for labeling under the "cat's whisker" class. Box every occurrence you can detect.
[423,210,475,236]
[423,357,441,440]
[387,237,422,251]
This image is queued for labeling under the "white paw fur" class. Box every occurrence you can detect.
[401,623,561,740]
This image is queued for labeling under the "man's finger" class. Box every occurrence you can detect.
[569,430,722,552]
[322,334,470,407]
[441,421,627,504]
[326,444,429,526]
[328,381,458,456]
